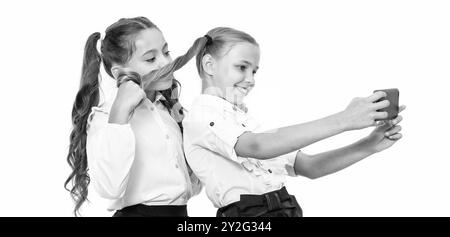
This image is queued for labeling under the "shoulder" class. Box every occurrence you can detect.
[183,95,226,123]
[86,95,116,134]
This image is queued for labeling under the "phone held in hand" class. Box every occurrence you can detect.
[373,88,399,121]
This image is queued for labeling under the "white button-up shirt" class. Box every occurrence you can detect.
[183,94,297,208]
[86,90,201,212]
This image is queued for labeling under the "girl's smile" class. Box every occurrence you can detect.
[206,42,260,106]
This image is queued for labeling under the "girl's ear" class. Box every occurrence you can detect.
[110,65,122,79]
[110,64,130,80]
[202,54,215,78]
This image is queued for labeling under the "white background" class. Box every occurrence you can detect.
[0,0,449,217]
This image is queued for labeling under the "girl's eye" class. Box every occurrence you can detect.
[164,51,171,56]
[239,65,247,71]
[146,57,156,63]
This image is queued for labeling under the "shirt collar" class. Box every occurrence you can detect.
[194,94,247,114]
[154,91,165,103]
[141,91,167,111]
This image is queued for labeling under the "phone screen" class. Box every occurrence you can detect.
[373,88,399,120]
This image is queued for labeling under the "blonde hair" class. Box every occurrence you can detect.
[195,27,258,79]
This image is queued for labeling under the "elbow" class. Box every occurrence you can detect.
[304,171,321,180]
[247,141,276,160]
[236,137,271,159]
[296,166,321,179]
[94,181,127,199]
[89,165,128,199]
[248,136,291,160]
[248,139,266,159]
[295,154,323,180]
[235,132,279,160]
[100,191,125,200]
[96,172,129,199]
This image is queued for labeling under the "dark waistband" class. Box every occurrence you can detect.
[114,204,188,217]
[219,186,292,212]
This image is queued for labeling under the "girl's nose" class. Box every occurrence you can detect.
[158,55,171,68]
[245,73,255,86]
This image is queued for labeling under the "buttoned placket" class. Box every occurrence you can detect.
[234,107,278,188]
[145,97,193,200]
[229,105,263,193]
[202,95,283,193]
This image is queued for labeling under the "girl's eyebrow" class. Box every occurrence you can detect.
[142,49,157,56]
[240,60,259,70]
[142,43,168,56]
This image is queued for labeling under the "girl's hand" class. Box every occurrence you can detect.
[340,91,391,131]
[360,105,406,154]
[236,103,248,113]
[108,81,147,124]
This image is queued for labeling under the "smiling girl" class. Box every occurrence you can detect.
[183,27,405,217]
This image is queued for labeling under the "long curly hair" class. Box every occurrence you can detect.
[66,16,211,216]
[65,17,164,216]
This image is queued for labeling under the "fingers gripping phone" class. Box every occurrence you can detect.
[373,88,400,121]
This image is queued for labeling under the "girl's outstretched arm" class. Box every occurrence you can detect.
[235,91,391,159]
[294,106,405,179]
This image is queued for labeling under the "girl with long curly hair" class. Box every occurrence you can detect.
[65,16,207,217]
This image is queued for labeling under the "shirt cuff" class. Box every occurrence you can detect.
[284,150,299,177]
[209,121,250,164]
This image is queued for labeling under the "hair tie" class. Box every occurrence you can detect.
[116,71,141,88]
[95,32,102,53]
[204,35,213,46]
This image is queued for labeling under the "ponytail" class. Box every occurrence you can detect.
[147,36,210,130]
[115,35,210,89]
[65,32,102,216]
[140,35,210,88]
[115,36,211,131]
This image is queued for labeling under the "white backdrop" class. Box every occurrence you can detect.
[0,0,449,216]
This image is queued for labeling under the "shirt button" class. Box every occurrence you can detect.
[268,169,272,173]
[209,122,214,126]
[175,164,179,169]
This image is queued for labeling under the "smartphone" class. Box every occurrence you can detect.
[373,88,399,121]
